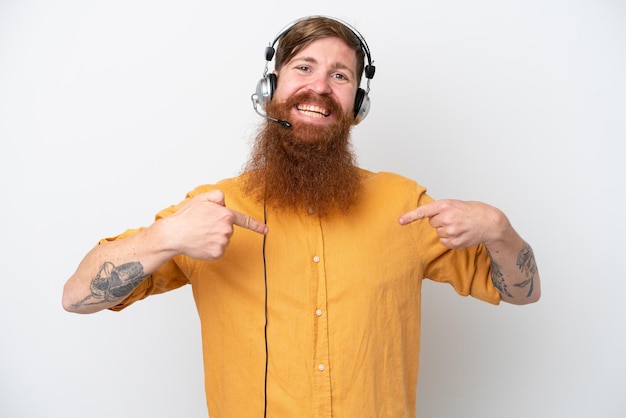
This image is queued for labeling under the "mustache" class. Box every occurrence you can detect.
[284,91,343,117]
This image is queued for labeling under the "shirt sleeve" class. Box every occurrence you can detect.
[413,187,501,305]
[103,183,231,311]
[424,242,500,305]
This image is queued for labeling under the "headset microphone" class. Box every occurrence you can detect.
[251,94,292,128]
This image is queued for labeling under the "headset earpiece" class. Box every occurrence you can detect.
[354,87,370,124]
[255,73,277,110]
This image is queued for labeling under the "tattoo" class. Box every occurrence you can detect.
[488,242,538,300]
[514,242,538,298]
[72,261,148,309]
[488,254,513,298]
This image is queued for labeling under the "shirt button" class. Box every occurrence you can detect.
[318,364,326,371]
[313,256,320,263]
[315,309,323,316]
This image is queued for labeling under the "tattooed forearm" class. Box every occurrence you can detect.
[71,261,148,309]
[488,242,538,300]
[514,242,538,297]
[488,255,513,298]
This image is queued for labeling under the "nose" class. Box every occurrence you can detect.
[308,73,332,95]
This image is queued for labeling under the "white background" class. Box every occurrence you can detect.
[1,0,624,417]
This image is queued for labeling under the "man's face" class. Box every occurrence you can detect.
[271,37,359,130]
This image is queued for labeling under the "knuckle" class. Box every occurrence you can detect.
[222,211,237,226]
[245,216,257,231]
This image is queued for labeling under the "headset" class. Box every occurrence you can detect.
[252,16,376,125]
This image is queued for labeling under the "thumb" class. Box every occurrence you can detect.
[201,190,226,206]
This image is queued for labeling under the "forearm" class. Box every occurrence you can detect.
[485,222,541,305]
[62,221,177,314]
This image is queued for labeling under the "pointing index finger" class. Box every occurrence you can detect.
[398,201,441,225]
[232,210,268,235]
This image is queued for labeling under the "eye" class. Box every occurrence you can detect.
[332,72,349,82]
[296,65,311,72]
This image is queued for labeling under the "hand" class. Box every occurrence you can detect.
[159,190,267,260]
[398,199,507,249]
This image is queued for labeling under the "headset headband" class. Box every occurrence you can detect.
[262,15,376,93]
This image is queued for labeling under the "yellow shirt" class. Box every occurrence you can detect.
[108,169,500,418]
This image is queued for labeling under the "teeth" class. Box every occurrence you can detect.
[297,104,329,117]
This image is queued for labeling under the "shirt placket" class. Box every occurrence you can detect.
[308,214,332,417]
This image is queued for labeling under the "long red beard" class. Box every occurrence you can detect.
[242,92,361,217]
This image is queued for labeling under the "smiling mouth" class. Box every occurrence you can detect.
[296,104,330,118]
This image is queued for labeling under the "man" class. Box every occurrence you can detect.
[63,15,540,418]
